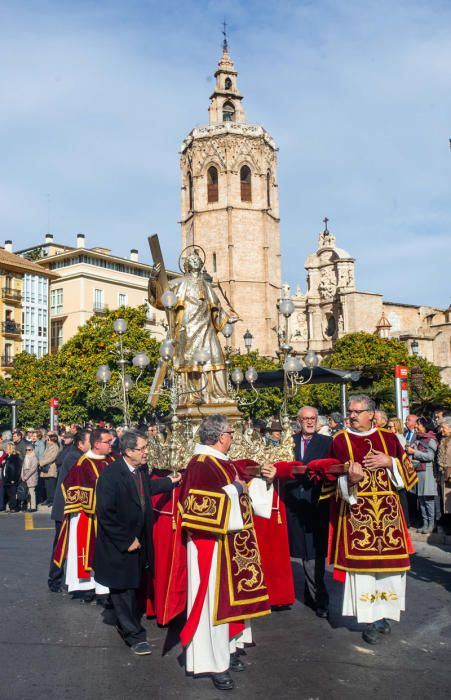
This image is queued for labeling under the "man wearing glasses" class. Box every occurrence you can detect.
[326,394,418,645]
[284,405,332,619]
[94,429,180,655]
[53,428,115,603]
[170,414,276,691]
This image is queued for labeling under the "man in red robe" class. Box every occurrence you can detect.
[326,394,417,644]
[175,414,276,691]
[53,428,115,602]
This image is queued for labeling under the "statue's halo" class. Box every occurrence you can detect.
[178,245,207,273]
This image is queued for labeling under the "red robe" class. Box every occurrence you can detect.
[53,453,114,577]
[166,452,271,646]
[327,428,417,578]
[145,469,181,624]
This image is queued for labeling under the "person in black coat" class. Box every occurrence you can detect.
[94,428,181,655]
[48,429,92,592]
[284,406,332,617]
[4,443,22,512]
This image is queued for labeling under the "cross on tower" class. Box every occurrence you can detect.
[323,217,329,232]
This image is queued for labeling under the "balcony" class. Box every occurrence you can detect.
[1,287,22,303]
[1,321,22,336]
[0,355,14,368]
[93,303,109,314]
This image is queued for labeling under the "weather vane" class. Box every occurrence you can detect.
[222,19,228,51]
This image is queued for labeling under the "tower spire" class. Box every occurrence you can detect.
[208,37,245,125]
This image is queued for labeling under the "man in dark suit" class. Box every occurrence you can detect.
[94,429,180,655]
[284,406,332,618]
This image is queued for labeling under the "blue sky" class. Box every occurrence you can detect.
[1,0,450,307]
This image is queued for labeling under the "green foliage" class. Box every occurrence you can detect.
[1,306,162,427]
[322,332,451,415]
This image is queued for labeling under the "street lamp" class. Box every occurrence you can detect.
[243,329,253,354]
[411,339,419,356]
[96,318,151,427]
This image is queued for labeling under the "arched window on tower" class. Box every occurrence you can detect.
[207,166,219,203]
[187,171,193,210]
[225,77,232,90]
[222,100,235,122]
[240,165,252,202]
[266,171,271,208]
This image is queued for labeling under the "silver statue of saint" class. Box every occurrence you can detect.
[148,249,238,405]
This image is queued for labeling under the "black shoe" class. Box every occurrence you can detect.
[229,652,245,672]
[131,641,152,655]
[79,592,95,604]
[212,671,234,691]
[49,586,63,593]
[316,607,329,619]
[374,618,391,635]
[362,623,383,645]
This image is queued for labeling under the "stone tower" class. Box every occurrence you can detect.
[180,43,281,356]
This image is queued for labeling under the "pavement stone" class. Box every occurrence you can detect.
[0,509,450,700]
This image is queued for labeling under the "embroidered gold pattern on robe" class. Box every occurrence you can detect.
[180,489,229,533]
[231,530,266,594]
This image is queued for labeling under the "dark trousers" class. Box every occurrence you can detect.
[0,480,4,510]
[303,556,329,610]
[110,588,146,646]
[44,477,57,505]
[5,484,18,511]
[48,520,64,590]
[36,475,46,504]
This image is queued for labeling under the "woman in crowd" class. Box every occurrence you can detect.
[437,416,451,517]
[387,417,407,447]
[3,442,22,512]
[406,416,438,533]
[39,433,60,507]
[20,445,39,512]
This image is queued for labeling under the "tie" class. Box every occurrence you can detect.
[132,469,145,511]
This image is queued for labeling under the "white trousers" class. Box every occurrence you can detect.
[185,538,252,675]
[343,571,406,623]
[65,513,109,594]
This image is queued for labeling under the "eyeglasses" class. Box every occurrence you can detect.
[348,409,370,415]
[221,431,234,435]
[100,440,113,445]
[300,417,316,422]
[130,446,148,452]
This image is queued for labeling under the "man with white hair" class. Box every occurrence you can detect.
[285,405,332,618]
[327,394,417,644]
[173,414,276,691]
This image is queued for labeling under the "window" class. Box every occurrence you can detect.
[93,288,104,311]
[118,293,127,307]
[207,166,219,203]
[212,252,217,273]
[240,165,252,202]
[187,171,193,210]
[225,77,232,90]
[50,288,63,315]
[266,171,271,207]
[222,101,235,122]
[51,320,64,353]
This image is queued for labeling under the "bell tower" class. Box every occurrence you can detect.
[180,42,282,357]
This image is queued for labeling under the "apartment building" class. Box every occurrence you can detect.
[15,233,168,352]
[0,245,57,374]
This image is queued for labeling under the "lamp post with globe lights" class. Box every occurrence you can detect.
[95,318,151,427]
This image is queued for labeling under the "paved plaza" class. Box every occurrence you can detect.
[0,510,450,700]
